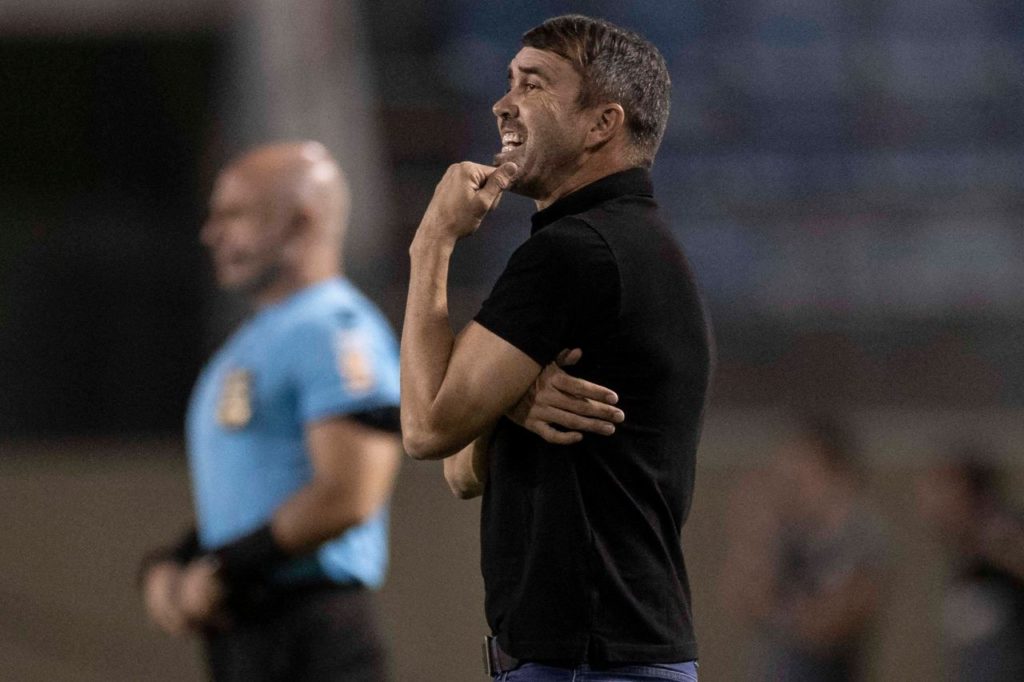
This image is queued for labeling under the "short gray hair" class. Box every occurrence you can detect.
[522,15,671,167]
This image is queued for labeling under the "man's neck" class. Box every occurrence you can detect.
[250,268,338,308]
[533,158,637,211]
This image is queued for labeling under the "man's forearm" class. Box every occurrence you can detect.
[400,162,539,459]
[271,483,374,554]
[274,426,401,553]
[444,425,494,499]
[401,230,459,458]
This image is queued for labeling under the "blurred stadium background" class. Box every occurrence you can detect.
[1,1,1022,680]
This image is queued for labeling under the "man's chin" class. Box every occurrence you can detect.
[493,147,525,167]
[493,155,529,195]
[218,264,284,298]
[216,270,257,293]
[216,276,247,293]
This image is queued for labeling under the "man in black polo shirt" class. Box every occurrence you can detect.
[401,14,711,681]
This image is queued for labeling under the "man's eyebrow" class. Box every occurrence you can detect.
[509,64,549,80]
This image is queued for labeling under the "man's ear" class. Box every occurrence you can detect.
[281,207,314,259]
[585,103,626,148]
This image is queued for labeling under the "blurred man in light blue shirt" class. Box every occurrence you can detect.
[140,142,401,682]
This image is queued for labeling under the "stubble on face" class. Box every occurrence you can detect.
[493,47,588,202]
[203,172,285,294]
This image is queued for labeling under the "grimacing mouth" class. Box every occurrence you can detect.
[500,129,525,154]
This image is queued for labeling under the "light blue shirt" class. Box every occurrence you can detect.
[186,277,400,588]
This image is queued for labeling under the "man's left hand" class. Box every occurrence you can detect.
[178,556,228,628]
[508,348,624,444]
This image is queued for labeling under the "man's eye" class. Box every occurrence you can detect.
[523,82,538,91]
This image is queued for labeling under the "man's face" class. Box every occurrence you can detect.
[492,47,591,199]
[771,438,835,521]
[200,170,286,293]
[915,467,975,545]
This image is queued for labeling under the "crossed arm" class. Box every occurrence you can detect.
[443,348,624,498]
[400,162,622,470]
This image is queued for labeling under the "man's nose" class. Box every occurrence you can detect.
[492,92,518,120]
[199,220,218,246]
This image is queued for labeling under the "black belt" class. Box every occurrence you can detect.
[483,635,520,676]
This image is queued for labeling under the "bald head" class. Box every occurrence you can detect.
[226,141,350,242]
[201,141,351,303]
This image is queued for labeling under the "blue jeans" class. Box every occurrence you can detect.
[494,661,698,681]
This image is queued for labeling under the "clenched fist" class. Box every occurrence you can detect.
[418,161,519,241]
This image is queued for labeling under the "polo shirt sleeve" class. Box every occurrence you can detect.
[286,313,401,425]
[473,217,619,366]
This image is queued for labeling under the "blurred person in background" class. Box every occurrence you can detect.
[916,446,1024,681]
[138,142,402,682]
[720,414,889,681]
[401,14,709,682]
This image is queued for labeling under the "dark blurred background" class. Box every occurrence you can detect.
[1,1,1022,680]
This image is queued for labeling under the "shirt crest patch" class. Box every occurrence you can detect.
[217,368,253,429]
[335,329,375,394]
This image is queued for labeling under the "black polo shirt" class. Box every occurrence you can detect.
[473,167,712,664]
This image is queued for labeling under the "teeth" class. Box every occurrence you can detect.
[501,132,522,145]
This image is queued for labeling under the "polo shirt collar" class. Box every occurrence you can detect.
[530,167,653,234]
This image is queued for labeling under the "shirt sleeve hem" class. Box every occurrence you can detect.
[473,312,554,367]
[301,394,400,426]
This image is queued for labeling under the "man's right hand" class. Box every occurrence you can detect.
[417,161,519,242]
[142,561,189,636]
[508,348,624,444]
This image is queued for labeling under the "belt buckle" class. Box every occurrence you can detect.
[483,635,496,676]
[483,634,520,676]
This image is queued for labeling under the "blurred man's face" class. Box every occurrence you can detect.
[492,47,591,199]
[915,467,974,545]
[773,439,834,520]
[200,170,286,293]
